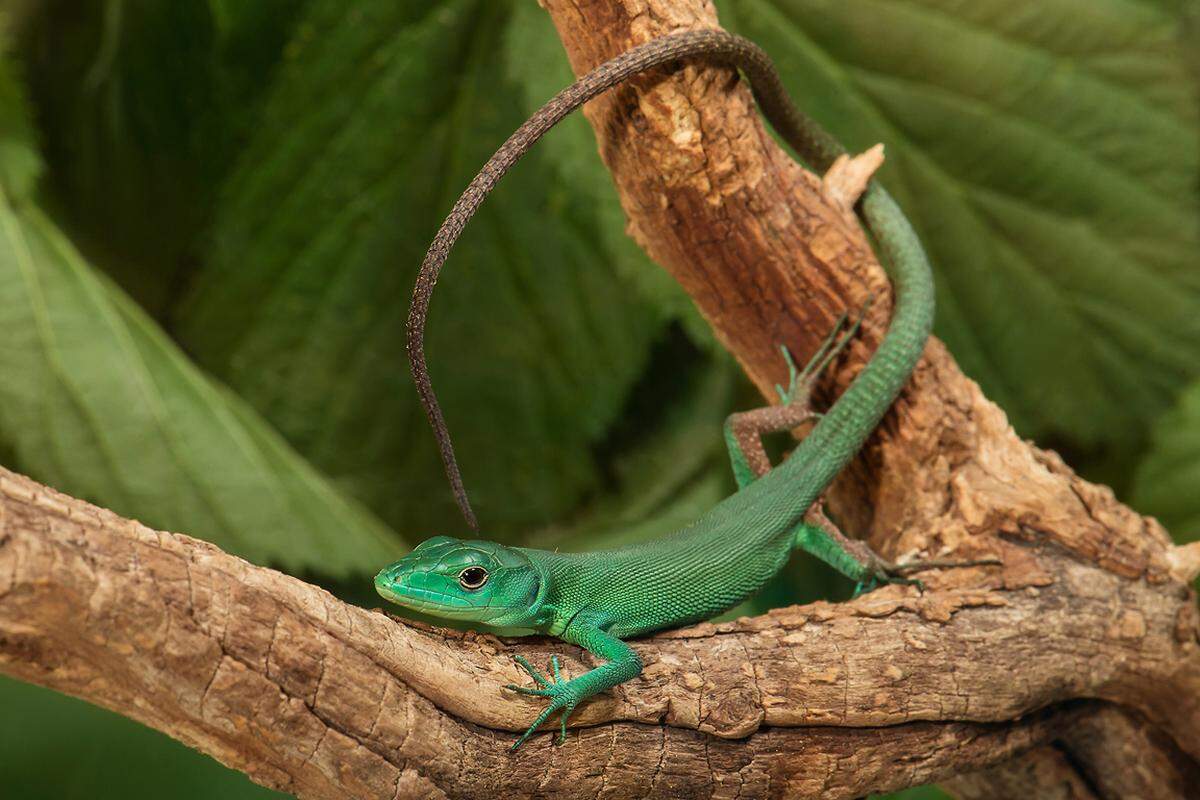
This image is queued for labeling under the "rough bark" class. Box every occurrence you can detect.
[2,0,1198,798]
[946,707,1200,800]
[945,746,1101,800]
[0,470,1189,799]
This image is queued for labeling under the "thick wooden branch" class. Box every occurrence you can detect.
[2,1,1199,797]
[946,746,1101,800]
[0,468,1188,799]
[946,707,1200,800]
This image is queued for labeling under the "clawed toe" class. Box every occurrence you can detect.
[877,568,925,594]
[775,345,802,404]
[507,654,580,750]
[852,560,930,598]
[774,305,869,407]
[513,655,552,687]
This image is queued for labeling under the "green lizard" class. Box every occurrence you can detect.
[376,30,998,750]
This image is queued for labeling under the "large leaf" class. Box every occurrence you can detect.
[1133,379,1200,541]
[721,0,1200,459]
[176,0,663,537]
[540,340,738,552]
[0,32,38,198]
[18,0,308,316]
[0,192,401,572]
[878,789,952,800]
[0,59,400,572]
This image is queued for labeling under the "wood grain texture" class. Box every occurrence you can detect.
[0,468,1187,798]
[1,0,1198,797]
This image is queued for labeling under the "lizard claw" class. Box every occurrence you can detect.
[774,303,869,407]
[775,344,804,405]
[849,552,925,598]
[853,553,1000,598]
[851,571,924,598]
[506,655,581,750]
[513,654,552,687]
[504,684,552,697]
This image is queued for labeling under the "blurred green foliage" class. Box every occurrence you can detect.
[176,0,668,535]
[1135,379,1200,540]
[0,0,1196,797]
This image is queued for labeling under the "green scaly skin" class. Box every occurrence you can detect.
[377,31,963,750]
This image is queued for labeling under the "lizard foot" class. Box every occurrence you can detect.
[852,570,924,598]
[776,297,873,406]
[852,555,1002,598]
[504,655,582,750]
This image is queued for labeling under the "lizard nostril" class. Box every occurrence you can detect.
[376,562,412,586]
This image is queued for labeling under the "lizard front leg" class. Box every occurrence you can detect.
[504,614,642,750]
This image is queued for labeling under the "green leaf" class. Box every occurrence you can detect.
[0,44,39,199]
[0,185,401,574]
[721,0,1200,455]
[0,677,283,800]
[873,788,953,800]
[176,0,662,537]
[17,0,308,315]
[1133,379,1200,541]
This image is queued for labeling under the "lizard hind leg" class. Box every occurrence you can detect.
[794,505,1001,597]
[723,302,870,489]
[776,301,869,406]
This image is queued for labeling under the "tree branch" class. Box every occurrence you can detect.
[947,707,1200,800]
[0,468,1185,798]
[2,0,1199,797]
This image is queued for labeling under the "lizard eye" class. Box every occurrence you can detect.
[458,567,489,590]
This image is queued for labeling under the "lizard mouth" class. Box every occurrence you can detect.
[374,567,513,618]
[375,578,473,613]
[374,572,531,621]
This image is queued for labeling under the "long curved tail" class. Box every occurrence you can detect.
[406,30,934,529]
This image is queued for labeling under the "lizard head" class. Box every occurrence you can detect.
[374,536,545,628]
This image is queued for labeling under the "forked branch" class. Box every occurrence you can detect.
[0,468,1196,798]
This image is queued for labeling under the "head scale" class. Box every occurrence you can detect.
[375,536,544,628]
